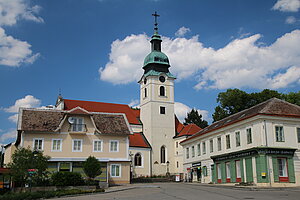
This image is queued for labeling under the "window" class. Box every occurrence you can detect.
[247,128,252,144]
[203,166,208,176]
[226,162,231,179]
[160,106,166,114]
[177,161,179,168]
[144,88,147,98]
[33,138,43,151]
[160,86,165,96]
[186,147,189,159]
[235,131,241,147]
[217,164,221,180]
[278,158,288,178]
[161,146,166,163]
[110,140,119,152]
[197,143,201,156]
[226,135,230,149]
[93,140,102,152]
[275,126,285,142]
[202,141,206,155]
[52,139,62,151]
[297,128,300,143]
[210,139,213,153]
[134,153,142,167]
[236,160,241,180]
[70,117,85,132]
[111,164,121,177]
[72,139,82,152]
[59,162,71,172]
[191,146,195,157]
[176,142,178,148]
[217,137,221,151]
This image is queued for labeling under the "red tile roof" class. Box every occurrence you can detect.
[129,132,151,148]
[177,124,202,137]
[175,116,184,134]
[63,99,140,125]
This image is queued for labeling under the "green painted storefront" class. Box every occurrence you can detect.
[211,147,296,184]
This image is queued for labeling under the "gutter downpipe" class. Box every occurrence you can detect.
[264,120,272,187]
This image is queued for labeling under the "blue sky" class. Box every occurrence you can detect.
[0,0,300,145]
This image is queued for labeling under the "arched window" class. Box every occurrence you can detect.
[134,153,142,166]
[144,88,147,98]
[161,146,166,163]
[160,86,165,96]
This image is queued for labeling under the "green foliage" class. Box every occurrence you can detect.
[184,109,208,128]
[7,147,50,187]
[51,171,84,186]
[83,156,102,180]
[212,89,300,122]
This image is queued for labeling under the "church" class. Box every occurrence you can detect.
[4,14,200,185]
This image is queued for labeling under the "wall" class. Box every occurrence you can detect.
[129,147,151,177]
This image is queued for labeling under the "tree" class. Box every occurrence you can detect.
[184,109,208,128]
[83,156,102,180]
[7,147,50,187]
[212,89,300,122]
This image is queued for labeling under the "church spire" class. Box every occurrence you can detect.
[150,11,162,52]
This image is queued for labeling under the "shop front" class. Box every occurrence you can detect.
[191,162,201,182]
[211,147,296,186]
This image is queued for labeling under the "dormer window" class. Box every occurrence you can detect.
[68,117,85,132]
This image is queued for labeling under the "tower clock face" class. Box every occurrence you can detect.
[144,78,147,84]
[159,76,165,83]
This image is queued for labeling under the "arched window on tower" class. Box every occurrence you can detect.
[160,86,165,96]
[144,88,147,98]
[134,153,142,166]
[161,146,166,163]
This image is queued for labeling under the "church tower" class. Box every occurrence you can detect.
[139,12,176,176]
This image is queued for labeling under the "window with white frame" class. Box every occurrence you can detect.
[93,140,103,152]
[226,135,230,149]
[134,153,142,167]
[202,141,206,155]
[275,126,285,142]
[72,139,82,152]
[246,128,252,144]
[186,147,189,159]
[110,140,119,152]
[191,146,195,157]
[210,139,213,153]
[197,143,201,156]
[52,139,62,151]
[297,128,300,143]
[278,158,288,177]
[217,137,221,151]
[33,138,44,151]
[70,117,85,132]
[226,162,231,179]
[111,164,121,177]
[235,131,241,147]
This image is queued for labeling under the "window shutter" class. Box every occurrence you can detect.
[287,157,295,183]
[272,157,279,182]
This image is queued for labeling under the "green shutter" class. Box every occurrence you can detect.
[230,160,236,182]
[211,164,216,183]
[240,159,245,182]
[287,157,296,183]
[245,158,253,183]
[221,162,226,183]
[256,155,268,183]
[272,157,279,182]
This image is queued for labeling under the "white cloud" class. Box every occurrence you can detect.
[286,16,297,24]
[0,0,44,26]
[0,27,40,67]
[4,95,41,113]
[174,102,209,123]
[99,29,300,90]
[0,129,17,143]
[128,99,140,108]
[8,114,19,123]
[175,27,191,37]
[272,0,300,12]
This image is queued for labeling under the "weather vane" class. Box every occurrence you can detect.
[152,11,160,33]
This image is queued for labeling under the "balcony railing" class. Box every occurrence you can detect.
[68,124,87,132]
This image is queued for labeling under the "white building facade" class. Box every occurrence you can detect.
[181,98,300,186]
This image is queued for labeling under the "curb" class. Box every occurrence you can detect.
[104,185,160,193]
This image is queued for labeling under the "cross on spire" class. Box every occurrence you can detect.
[152,11,160,33]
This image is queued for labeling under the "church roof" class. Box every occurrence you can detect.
[63,99,141,125]
[177,124,202,137]
[129,132,151,148]
[143,70,176,79]
[143,51,170,67]
[181,98,300,144]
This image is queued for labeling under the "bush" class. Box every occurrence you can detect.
[51,171,84,186]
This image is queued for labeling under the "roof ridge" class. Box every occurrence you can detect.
[64,99,129,107]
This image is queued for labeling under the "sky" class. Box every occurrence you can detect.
[0,0,300,145]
